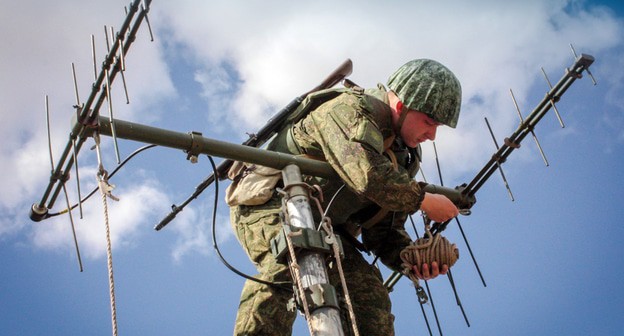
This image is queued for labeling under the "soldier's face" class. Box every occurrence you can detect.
[400,111,441,148]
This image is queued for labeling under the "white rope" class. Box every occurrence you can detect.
[284,229,316,335]
[94,133,119,336]
[321,220,360,336]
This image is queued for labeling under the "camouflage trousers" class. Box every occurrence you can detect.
[230,196,395,336]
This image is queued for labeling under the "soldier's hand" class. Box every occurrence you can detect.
[412,261,448,280]
[420,192,459,222]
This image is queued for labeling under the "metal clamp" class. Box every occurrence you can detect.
[185,131,203,163]
[271,224,343,264]
[301,283,340,312]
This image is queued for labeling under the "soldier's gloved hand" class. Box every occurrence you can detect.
[412,261,449,280]
[420,192,459,222]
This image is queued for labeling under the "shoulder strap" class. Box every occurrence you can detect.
[361,148,399,230]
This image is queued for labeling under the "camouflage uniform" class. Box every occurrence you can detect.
[231,85,425,336]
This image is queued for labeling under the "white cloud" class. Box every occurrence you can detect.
[31,179,169,259]
[168,200,234,263]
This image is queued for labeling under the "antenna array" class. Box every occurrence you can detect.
[31,0,153,225]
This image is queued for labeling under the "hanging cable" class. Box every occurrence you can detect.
[48,144,157,218]
[206,155,292,291]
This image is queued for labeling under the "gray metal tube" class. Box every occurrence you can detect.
[96,115,336,179]
[97,115,468,209]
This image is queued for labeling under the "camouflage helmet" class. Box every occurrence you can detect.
[387,59,462,128]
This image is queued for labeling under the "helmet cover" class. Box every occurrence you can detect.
[387,59,462,128]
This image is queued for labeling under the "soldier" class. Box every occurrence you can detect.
[228,59,462,335]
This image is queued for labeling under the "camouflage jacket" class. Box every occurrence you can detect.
[268,85,426,271]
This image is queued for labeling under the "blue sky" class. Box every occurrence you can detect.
[1,0,624,335]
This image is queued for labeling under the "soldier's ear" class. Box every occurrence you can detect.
[396,101,404,113]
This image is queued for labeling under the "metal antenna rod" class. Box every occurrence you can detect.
[61,181,84,272]
[431,142,484,284]
[484,117,515,201]
[454,217,487,287]
[510,89,549,166]
[104,26,122,164]
[71,139,84,219]
[71,64,84,218]
[431,141,472,319]
[104,25,111,52]
[141,1,154,42]
[110,26,130,104]
[45,96,55,170]
[71,63,81,108]
[447,270,470,327]
[91,35,98,81]
[424,277,443,335]
[104,67,121,164]
[432,141,444,186]
[45,96,83,271]
[117,30,126,72]
[418,299,433,336]
[540,68,565,128]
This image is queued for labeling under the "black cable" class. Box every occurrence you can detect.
[47,144,157,218]
[322,184,347,220]
[206,155,292,292]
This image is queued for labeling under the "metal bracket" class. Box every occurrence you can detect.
[287,283,341,313]
[302,283,340,312]
[271,224,343,264]
[185,131,203,163]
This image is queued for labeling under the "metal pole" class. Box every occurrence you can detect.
[30,114,465,222]
[96,115,336,178]
[97,115,469,202]
[281,164,344,336]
